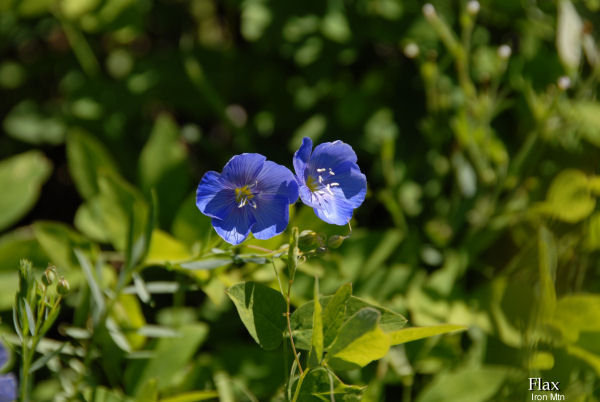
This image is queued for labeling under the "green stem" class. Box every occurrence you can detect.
[291,369,309,402]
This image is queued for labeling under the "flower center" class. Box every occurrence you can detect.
[235,185,257,208]
[306,168,339,196]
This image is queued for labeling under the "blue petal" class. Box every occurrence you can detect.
[313,193,355,225]
[298,183,316,208]
[328,161,367,209]
[0,374,17,402]
[212,209,255,245]
[251,195,291,240]
[196,171,235,220]
[293,137,313,182]
[222,153,266,187]
[310,140,357,175]
[0,344,7,368]
[256,161,299,203]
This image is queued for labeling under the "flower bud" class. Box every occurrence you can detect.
[422,3,436,19]
[557,76,571,91]
[498,44,512,60]
[298,230,319,250]
[466,0,480,16]
[57,277,70,296]
[44,266,57,286]
[327,235,345,249]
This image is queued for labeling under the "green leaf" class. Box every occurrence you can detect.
[139,114,190,227]
[3,100,66,145]
[180,258,231,270]
[0,151,52,231]
[226,281,286,350]
[536,169,595,223]
[34,221,97,271]
[66,129,119,199]
[557,0,582,72]
[96,171,149,251]
[29,343,66,374]
[325,308,391,371]
[291,294,406,350]
[145,230,192,264]
[125,323,208,395]
[75,249,105,319]
[135,378,158,402]
[322,283,351,348]
[292,367,364,402]
[388,324,466,345]
[0,227,47,272]
[308,278,323,368]
[550,294,600,342]
[416,366,508,402]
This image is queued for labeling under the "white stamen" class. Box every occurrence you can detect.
[316,168,326,173]
[249,200,257,209]
[319,175,323,183]
[330,182,339,187]
[329,169,335,175]
[238,199,247,208]
[317,190,325,195]
[325,185,334,195]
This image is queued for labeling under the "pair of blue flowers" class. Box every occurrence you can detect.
[196,137,367,245]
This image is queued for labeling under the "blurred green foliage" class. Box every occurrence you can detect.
[1,0,600,400]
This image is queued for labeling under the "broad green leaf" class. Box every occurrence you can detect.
[145,229,192,264]
[0,227,47,271]
[388,324,466,345]
[416,366,508,402]
[308,278,323,368]
[570,101,600,148]
[292,367,364,402]
[74,201,111,243]
[66,129,119,199]
[557,0,582,71]
[585,212,600,250]
[323,283,351,348]
[34,221,97,271]
[537,169,595,223]
[528,351,555,370]
[325,308,391,371]
[538,226,557,319]
[550,294,600,342]
[0,151,52,231]
[226,281,286,350]
[135,378,158,402]
[96,171,149,251]
[291,294,406,350]
[3,100,65,145]
[111,294,147,350]
[139,114,190,227]
[125,323,208,394]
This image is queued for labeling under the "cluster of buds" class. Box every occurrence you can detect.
[43,265,70,295]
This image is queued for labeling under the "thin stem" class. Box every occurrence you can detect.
[291,368,309,402]
[286,278,303,376]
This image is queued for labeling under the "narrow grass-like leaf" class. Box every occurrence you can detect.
[180,258,231,270]
[12,305,23,342]
[29,342,66,373]
[133,273,151,304]
[159,391,220,402]
[137,325,180,338]
[22,298,36,337]
[75,248,105,318]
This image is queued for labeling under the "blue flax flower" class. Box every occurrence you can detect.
[196,153,299,245]
[293,137,366,225]
[0,343,17,402]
